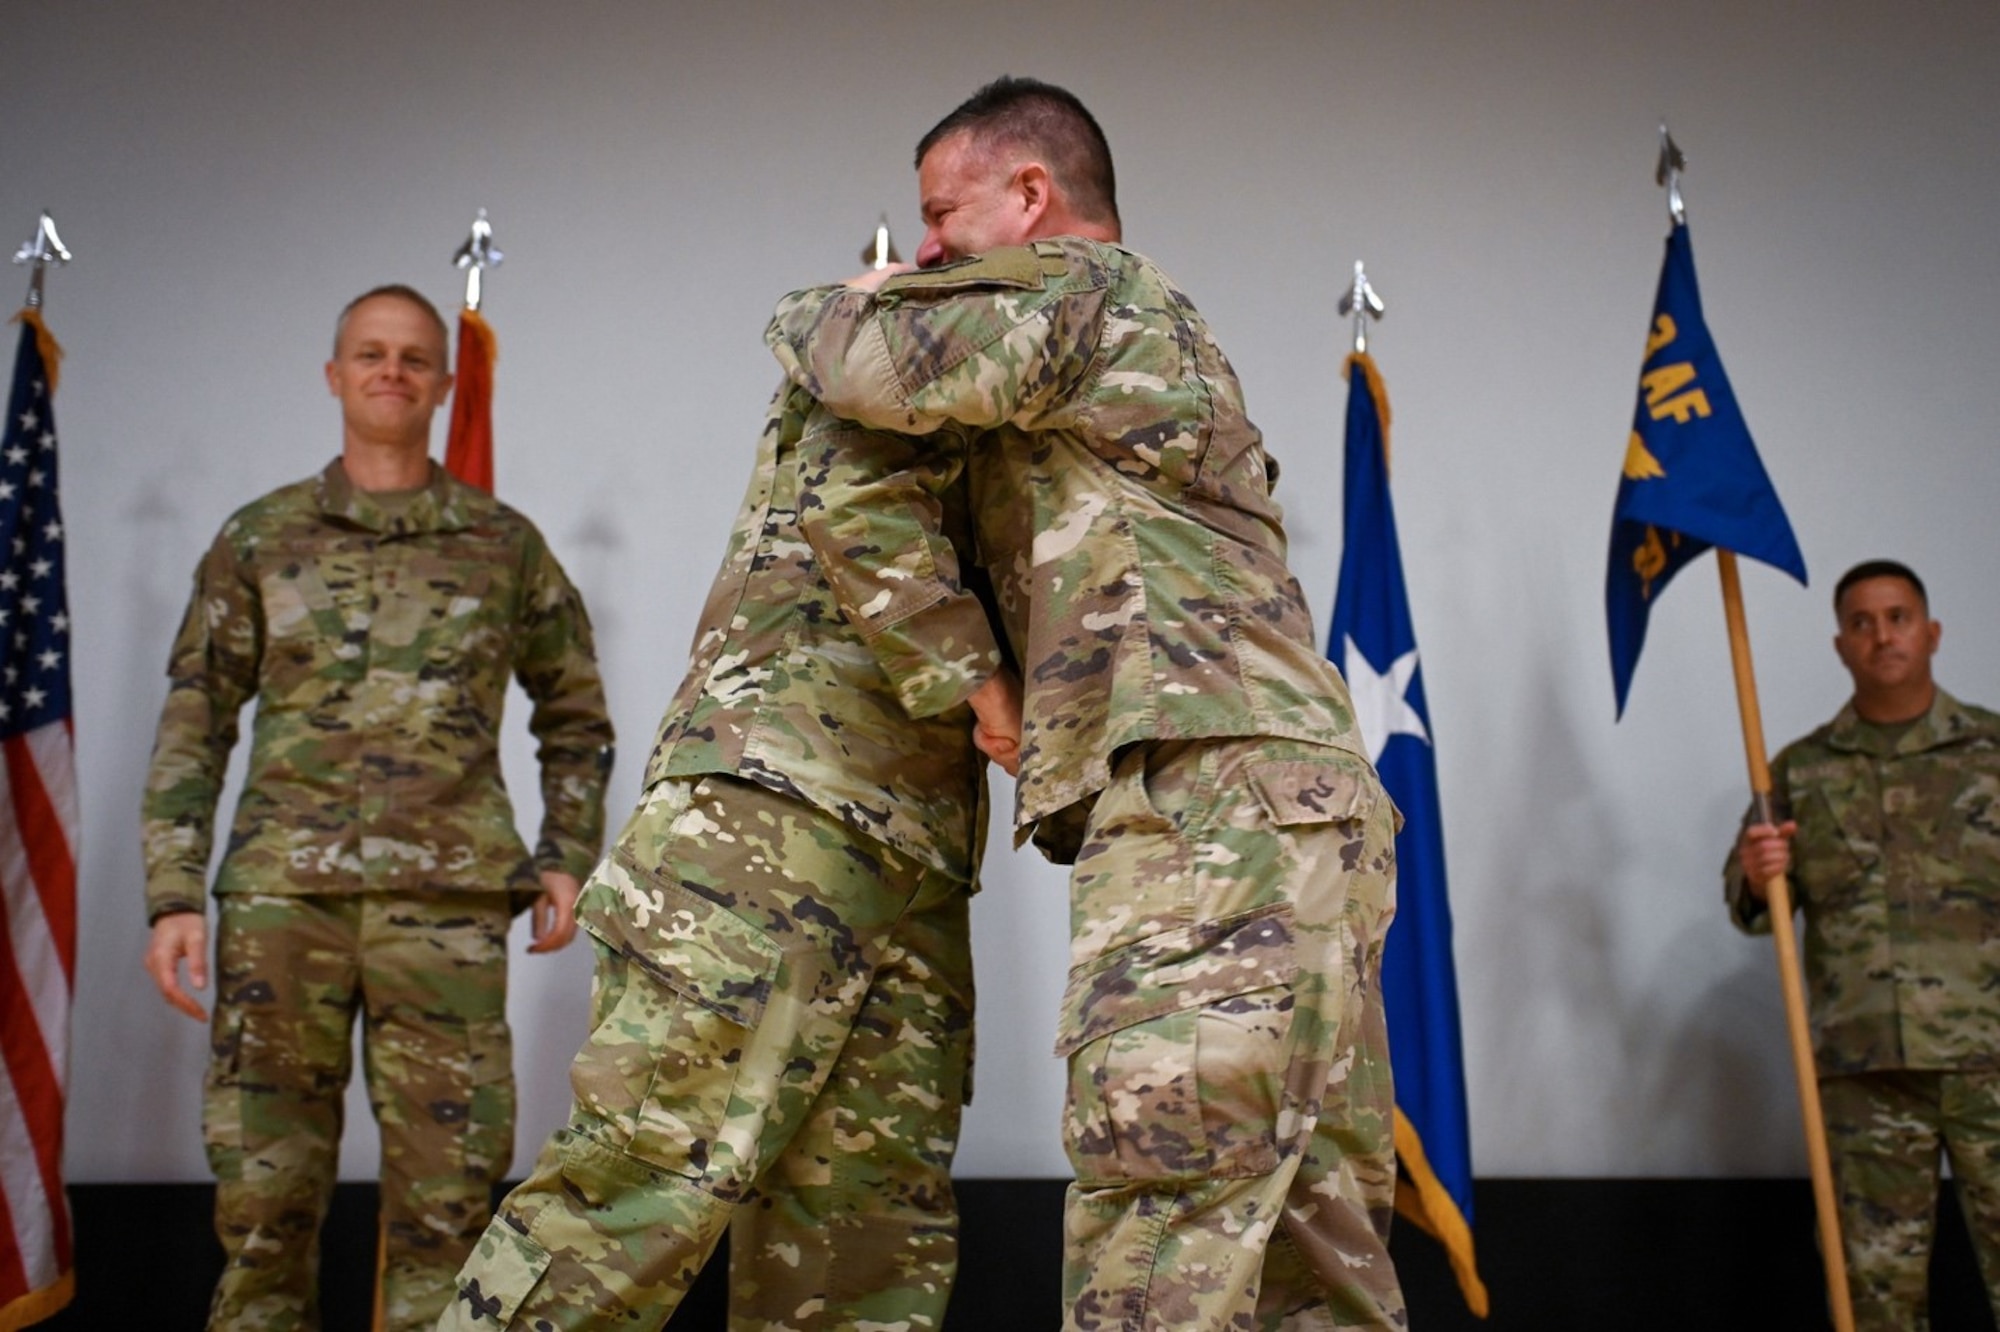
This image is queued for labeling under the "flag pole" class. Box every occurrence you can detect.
[861,215,902,270]
[452,207,501,313]
[13,211,71,311]
[445,210,501,491]
[1716,551,1853,1331]
[1339,260,1384,356]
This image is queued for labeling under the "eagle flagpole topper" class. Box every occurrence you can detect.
[13,211,70,310]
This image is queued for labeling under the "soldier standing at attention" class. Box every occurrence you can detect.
[1730,560,2000,1328]
[767,77,1406,1330]
[141,284,615,1332]
[440,381,1020,1329]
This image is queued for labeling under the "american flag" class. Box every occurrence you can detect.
[0,310,77,1330]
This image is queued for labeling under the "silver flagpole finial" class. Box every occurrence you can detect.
[452,208,504,312]
[861,215,902,270]
[1338,260,1385,355]
[12,211,72,310]
[1656,123,1687,226]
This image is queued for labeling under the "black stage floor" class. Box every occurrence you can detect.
[37,1177,1997,1329]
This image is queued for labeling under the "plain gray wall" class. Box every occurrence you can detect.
[7,0,1996,1183]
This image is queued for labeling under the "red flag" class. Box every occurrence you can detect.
[444,307,496,492]
[0,309,78,1331]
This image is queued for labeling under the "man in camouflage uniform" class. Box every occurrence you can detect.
[440,383,1018,1330]
[1730,559,2000,1328]
[768,76,1406,1331]
[141,285,614,1332]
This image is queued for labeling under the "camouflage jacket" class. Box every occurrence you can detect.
[142,459,614,922]
[642,383,993,882]
[1726,689,2000,1073]
[767,238,1366,849]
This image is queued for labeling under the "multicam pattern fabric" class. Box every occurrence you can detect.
[441,774,975,1331]
[142,459,613,921]
[645,384,995,881]
[769,237,1402,1327]
[1726,689,2000,1074]
[1728,688,2000,1324]
[1819,1070,2000,1331]
[204,892,513,1332]
[1056,738,1404,1331]
[766,238,1367,846]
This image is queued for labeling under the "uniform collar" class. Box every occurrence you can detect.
[314,457,477,535]
[1827,687,1986,756]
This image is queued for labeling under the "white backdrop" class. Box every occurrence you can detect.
[7,0,1996,1184]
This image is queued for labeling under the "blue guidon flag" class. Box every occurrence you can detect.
[1327,352,1487,1316]
[1607,221,1807,715]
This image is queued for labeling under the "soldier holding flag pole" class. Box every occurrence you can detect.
[1603,129,1852,1330]
[1727,560,2000,1328]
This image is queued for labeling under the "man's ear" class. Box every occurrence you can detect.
[1013,161,1053,225]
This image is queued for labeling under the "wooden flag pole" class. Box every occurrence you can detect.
[1717,550,1855,1331]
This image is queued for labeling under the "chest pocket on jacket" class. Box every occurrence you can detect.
[257,544,371,690]
[1795,784,1878,916]
[343,536,507,681]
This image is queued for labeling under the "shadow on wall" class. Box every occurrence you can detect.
[85,471,213,1170]
[1643,915,1806,1175]
[1474,656,1633,1166]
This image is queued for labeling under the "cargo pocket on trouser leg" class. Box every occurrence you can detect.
[570,842,782,1199]
[441,1220,553,1329]
[1057,904,1299,1185]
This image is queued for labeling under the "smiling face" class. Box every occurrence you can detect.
[914,131,1044,268]
[323,293,452,449]
[1833,574,1940,713]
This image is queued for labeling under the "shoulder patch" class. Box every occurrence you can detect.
[880,246,1046,295]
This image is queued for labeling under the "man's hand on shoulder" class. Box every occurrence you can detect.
[843,262,916,293]
[145,911,210,1022]
[528,869,581,955]
[1736,820,1798,903]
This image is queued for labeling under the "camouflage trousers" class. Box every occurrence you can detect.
[441,774,975,1331]
[203,892,515,1332]
[1820,1068,2000,1330]
[1057,738,1405,1331]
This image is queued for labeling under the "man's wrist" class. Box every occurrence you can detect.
[147,901,203,927]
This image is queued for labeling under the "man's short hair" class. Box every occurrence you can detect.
[916,75,1120,230]
[332,284,450,357]
[1834,558,1928,612]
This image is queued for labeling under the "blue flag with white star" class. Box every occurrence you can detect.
[1607,221,1806,716]
[1328,352,1486,1316]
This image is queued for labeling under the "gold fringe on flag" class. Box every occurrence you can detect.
[10,309,63,395]
[1392,1107,1490,1317]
